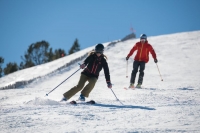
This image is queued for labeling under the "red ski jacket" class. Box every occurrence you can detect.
[127,41,157,63]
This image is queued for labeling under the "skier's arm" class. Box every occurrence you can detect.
[80,54,93,69]
[127,44,137,58]
[149,45,157,62]
[83,54,93,65]
[103,60,111,85]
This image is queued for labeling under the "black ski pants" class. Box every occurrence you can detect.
[130,60,146,85]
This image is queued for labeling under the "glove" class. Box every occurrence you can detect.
[107,82,112,89]
[126,57,129,60]
[80,64,86,69]
[154,59,158,63]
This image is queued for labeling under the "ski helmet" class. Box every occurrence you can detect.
[95,43,104,53]
[140,34,147,39]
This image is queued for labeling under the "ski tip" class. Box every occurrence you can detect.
[91,100,95,104]
[70,100,77,104]
[87,100,95,104]
[124,87,128,90]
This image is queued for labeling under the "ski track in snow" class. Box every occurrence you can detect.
[1,31,200,133]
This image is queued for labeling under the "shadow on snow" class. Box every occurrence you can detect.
[92,103,156,110]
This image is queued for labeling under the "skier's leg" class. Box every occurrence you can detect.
[63,74,88,99]
[81,77,97,97]
[130,61,139,84]
[138,62,146,85]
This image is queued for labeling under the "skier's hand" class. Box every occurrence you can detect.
[80,64,86,69]
[107,82,112,89]
[126,57,129,60]
[154,59,158,63]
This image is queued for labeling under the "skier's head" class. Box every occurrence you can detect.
[95,43,104,54]
[140,34,147,39]
[140,34,147,43]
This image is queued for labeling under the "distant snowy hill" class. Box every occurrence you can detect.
[0,31,200,133]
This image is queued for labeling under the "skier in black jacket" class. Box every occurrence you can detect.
[61,44,112,101]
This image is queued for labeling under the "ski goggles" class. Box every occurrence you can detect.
[95,50,103,54]
[140,38,146,41]
[96,51,103,54]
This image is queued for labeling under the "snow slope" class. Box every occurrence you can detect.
[0,31,200,133]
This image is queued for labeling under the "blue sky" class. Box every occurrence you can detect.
[0,0,200,68]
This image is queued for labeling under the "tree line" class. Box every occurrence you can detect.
[0,39,80,77]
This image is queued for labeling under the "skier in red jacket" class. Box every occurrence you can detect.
[126,34,158,88]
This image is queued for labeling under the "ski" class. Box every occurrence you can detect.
[69,100,95,105]
[124,86,143,90]
[124,87,135,90]
[125,87,155,90]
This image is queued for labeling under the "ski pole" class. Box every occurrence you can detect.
[156,63,163,81]
[110,88,124,105]
[126,60,128,78]
[45,68,81,96]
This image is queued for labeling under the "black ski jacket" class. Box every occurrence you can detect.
[81,53,111,83]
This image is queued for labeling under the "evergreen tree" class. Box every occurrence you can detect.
[68,39,80,55]
[57,48,66,58]
[47,48,66,61]
[21,40,50,68]
[47,48,54,62]
[0,57,4,77]
[4,62,18,75]
[19,62,25,70]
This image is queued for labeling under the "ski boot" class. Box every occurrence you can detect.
[129,83,135,89]
[60,97,67,102]
[136,83,142,88]
[78,94,85,101]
